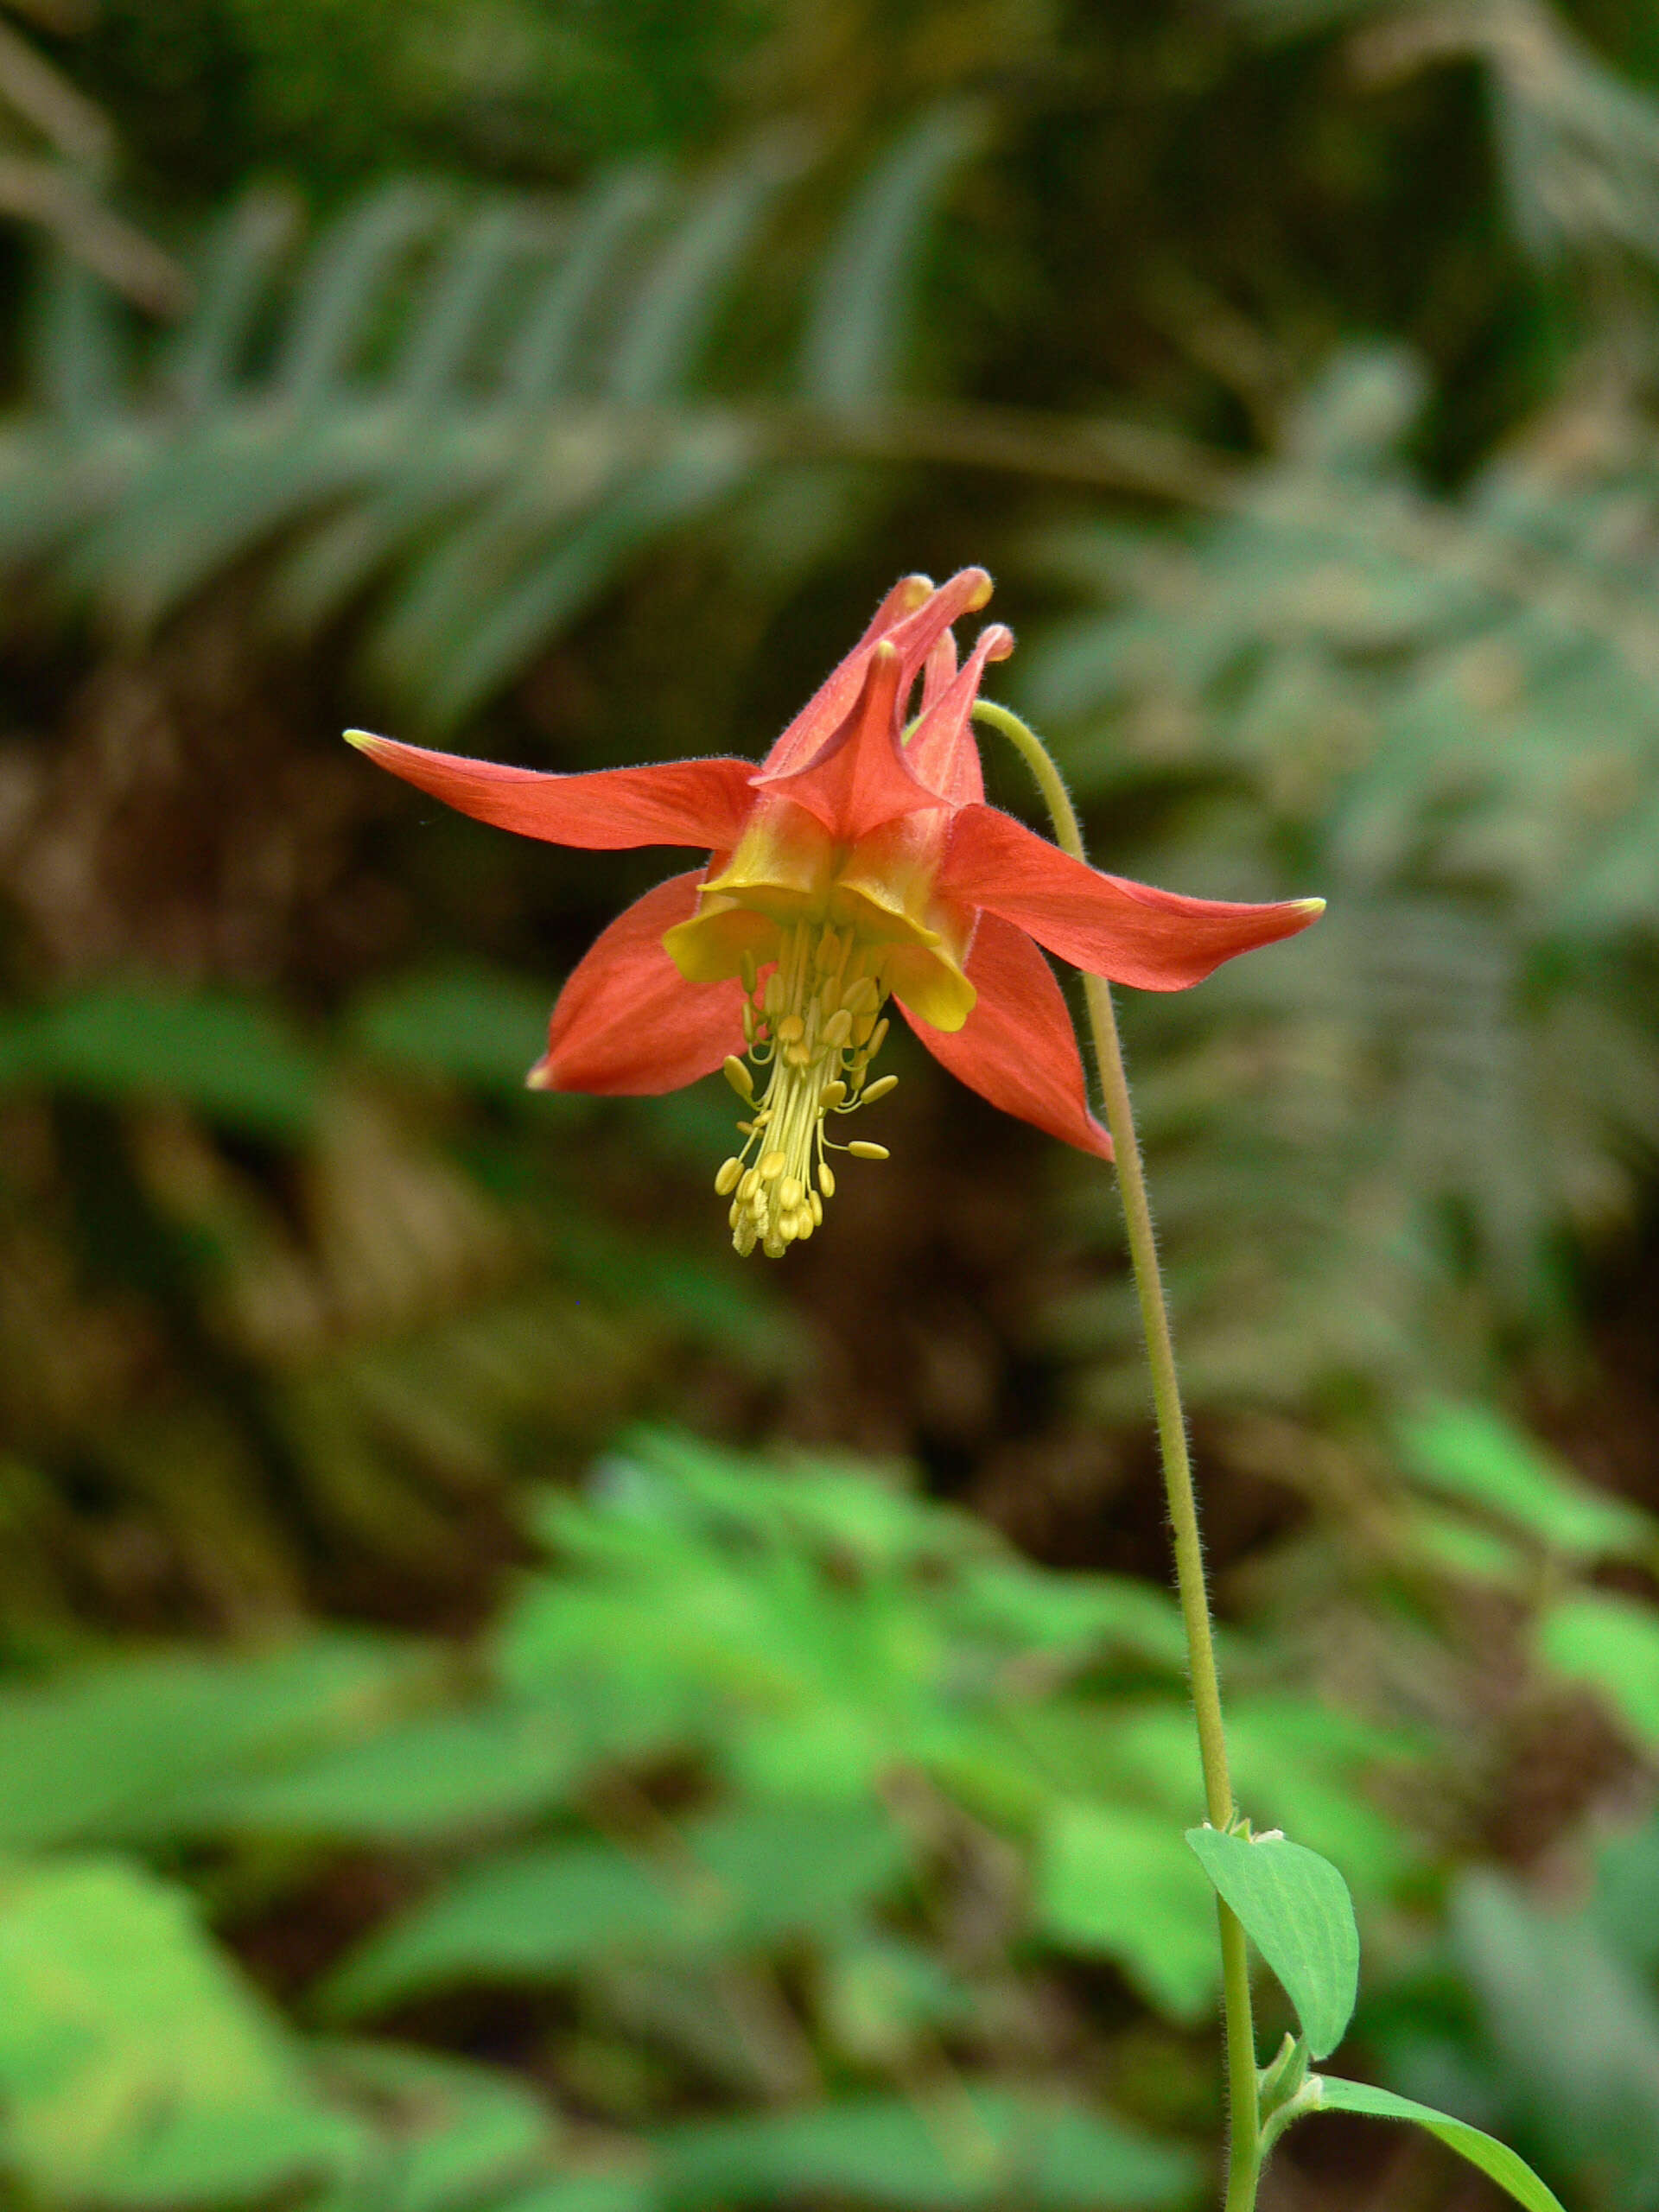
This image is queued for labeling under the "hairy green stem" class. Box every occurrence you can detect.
[973,699,1261,2212]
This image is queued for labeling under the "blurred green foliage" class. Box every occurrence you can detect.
[3,0,1659,2208]
[4,1427,1659,2210]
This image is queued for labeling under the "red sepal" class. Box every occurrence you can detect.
[898,911,1112,1160]
[529,871,747,1095]
[347,732,755,852]
[941,806,1324,990]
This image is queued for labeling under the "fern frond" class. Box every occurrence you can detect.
[1242,0,1659,296]
[1022,341,1659,1407]
[799,98,986,410]
[0,124,1008,729]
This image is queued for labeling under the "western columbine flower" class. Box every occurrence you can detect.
[347,569,1321,1257]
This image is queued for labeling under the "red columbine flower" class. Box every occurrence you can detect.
[347,570,1322,1258]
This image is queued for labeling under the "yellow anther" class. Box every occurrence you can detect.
[867,1017,889,1059]
[860,1074,898,1104]
[715,919,911,1257]
[848,1141,889,1160]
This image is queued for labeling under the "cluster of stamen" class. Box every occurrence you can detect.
[713,922,897,1257]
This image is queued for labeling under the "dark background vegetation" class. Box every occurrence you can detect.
[3,2,1659,2209]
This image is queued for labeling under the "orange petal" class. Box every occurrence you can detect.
[898,911,1111,1158]
[904,622,1013,810]
[941,805,1325,990]
[528,871,748,1095]
[347,731,755,851]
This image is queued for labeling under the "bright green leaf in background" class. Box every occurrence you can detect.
[0,1859,361,2206]
[1398,1402,1656,1566]
[1185,1827,1358,2059]
[1038,1802,1218,2021]
[319,2043,556,2212]
[652,2091,1198,2211]
[347,963,562,1094]
[0,1636,431,1852]
[1535,1590,1659,1749]
[0,991,324,1138]
[1309,2077,1566,2212]
[325,1800,910,2016]
[172,1700,586,1845]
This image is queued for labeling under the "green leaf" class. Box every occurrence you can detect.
[0,990,323,1137]
[1535,1590,1659,1747]
[799,101,985,409]
[1185,1827,1358,2058]
[495,2177,657,2212]
[0,1635,430,1851]
[348,964,556,1093]
[323,1802,909,2016]
[1310,2077,1566,2212]
[321,2042,554,2212]
[1038,1802,1218,2022]
[607,149,788,405]
[1398,1402,1653,1563]
[655,2092,1198,2210]
[1592,1811,1659,1974]
[1400,1506,1530,1590]
[0,1859,362,2205]
[174,1700,584,1844]
[1449,1869,1659,2197]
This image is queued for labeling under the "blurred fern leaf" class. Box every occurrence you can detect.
[0,121,983,733]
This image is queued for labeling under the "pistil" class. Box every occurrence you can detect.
[712,921,896,1257]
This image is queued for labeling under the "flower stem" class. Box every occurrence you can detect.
[973,699,1260,2212]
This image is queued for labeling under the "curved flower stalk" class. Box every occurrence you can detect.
[347,569,1321,1256]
